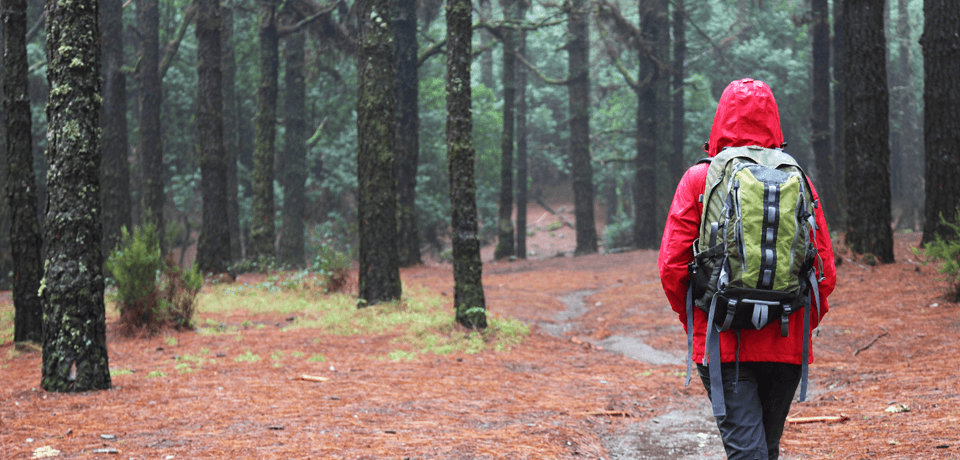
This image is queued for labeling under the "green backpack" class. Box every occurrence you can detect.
[686,145,823,418]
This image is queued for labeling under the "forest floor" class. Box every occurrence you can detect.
[2,200,960,458]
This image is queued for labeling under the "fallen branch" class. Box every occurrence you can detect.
[299,374,329,382]
[581,410,632,417]
[853,327,889,356]
[533,195,575,230]
[786,414,849,424]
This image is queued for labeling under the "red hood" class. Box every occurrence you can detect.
[707,78,784,157]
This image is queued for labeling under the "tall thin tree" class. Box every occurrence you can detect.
[568,0,598,255]
[920,0,960,244]
[670,0,686,186]
[42,0,111,391]
[100,0,132,257]
[843,0,893,262]
[515,0,529,259]
[278,24,307,268]
[3,0,43,342]
[222,0,243,262]
[811,0,838,226]
[889,0,922,231]
[633,0,666,249]
[357,0,401,305]
[395,0,422,267]
[250,0,279,261]
[494,0,517,260]
[196,0,232,274]
[137,0,165,253]
[447,0,486,328]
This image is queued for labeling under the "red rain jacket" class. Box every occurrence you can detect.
[658,78,837,365]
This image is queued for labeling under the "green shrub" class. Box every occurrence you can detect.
[312,246,351,293]
[915,210,960,301]
[106,225,202,334]
[106,225,163,310]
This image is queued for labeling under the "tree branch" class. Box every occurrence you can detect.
[159,0,199,80]
[278,2,337,37]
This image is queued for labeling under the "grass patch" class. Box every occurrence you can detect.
[195,280,531,359]
[146,369,167,378]
[307,353,327,362]
[234,350,261,363]
[110,368,134,377]
[0,305,13,346]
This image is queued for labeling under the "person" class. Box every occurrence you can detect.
[658,78,837,460]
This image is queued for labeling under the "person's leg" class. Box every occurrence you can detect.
[754,362,802,460]
[698,363,768,460]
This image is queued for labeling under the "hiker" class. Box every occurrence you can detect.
[658,78,837,460]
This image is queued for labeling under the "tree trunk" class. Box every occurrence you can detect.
[394,0,422,267]
[196,0,231,274]
[3,0,43,343]
[515,0,528,259]
[843,0,893,263]
[494,0,517,261]
[478,0,494,89]
[633,0,666,249]
[99,0,132,258]
[357,0,401,305]
[832,0,846,226]
[42,0,111,391]
[222,2,243,263]
[137,0,165,254]
[568,0,597,256]
[446,0,486,328]
[278,25,307,268]
[920,0,960,244]
[250,0,279,261]
[670,0,686,186]
[811,0,839,228]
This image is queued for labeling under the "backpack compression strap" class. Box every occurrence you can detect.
[685,283,694,387]
[798,270,821,402]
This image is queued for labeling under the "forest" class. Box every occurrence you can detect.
[3,0,960,387]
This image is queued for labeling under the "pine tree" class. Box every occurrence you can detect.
[447,0,486,328]
[843,0,893,262]
[42,0,111,391]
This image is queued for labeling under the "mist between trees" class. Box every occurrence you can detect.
[2,0,956,285]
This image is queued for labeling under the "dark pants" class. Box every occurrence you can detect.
[697,362,802,460]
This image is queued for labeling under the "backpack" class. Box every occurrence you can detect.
[685,145,823,418]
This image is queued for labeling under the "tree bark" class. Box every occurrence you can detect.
[843,0,893,263]
[42,0,111,391]
[670,0,686,187]
[250,0,279,261]
[99,0,132,258]
[394,0,422,267]
[811,0,839,228]
[832,0,846,227]
[447,0,486,328]
[515,0,528,259]
[633,0,666,249]
[278,24,307,268]
[920,0,960,244]
[494,0,517,261]
[357,0,401,305]
[568,0,598,256]
[196,0,231,274]
[137,0,165,254]
[3,0,43,343]
[222,1,243,263]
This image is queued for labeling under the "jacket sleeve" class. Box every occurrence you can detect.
[808,182,836,328]
[659,164,708,326]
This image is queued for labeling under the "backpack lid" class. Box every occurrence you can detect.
[707,79,784,158]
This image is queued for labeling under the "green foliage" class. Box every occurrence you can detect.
[106,225,203,334]
[914,211,960,301]
[106,225,163,309]
[603,212,634,250]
